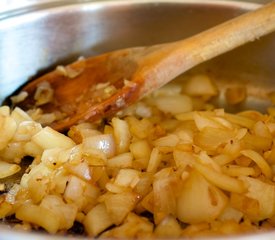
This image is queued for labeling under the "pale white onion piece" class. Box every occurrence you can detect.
[65,161,91,181]
[197,151,221,172]
[24,141,43,157]
[193,112,224,131]
[154,94,192,115]
[82,134,116,158]
[34,81,54,106]
[114,169,140,188]
[64,176,86,205]
[41,148,64,168]
[193,161,246,193]
[12,121,42,142]
[240,176,275,220]
[177,170,227,224]
[153,83,182,97]
[129,140,151,160]
[58,145,83,164]
[0,115,17,151]
[147,148,162,173]
[173,150,195,168]
[10,91,28,105]
[0,161,21,179]
[112,118,131,154]
[224,113,255,129]
[105,182,129,194]
[20,163,52,188]
[175,129,193,144]
[103,191,138,225]
[153,176,178,223]
[16,204,60,234]
[218,206,243,222]
[32,127,75,149]
[241,149,272,179]
[84,203,113,236]
[5,184,21,204]
[40,195,78,230]
[0,142,25,163]
[225,86,247,105]
[222,165,256,177]
[212,117,233,129]
[135,103,152,118]
[155,215,182,238]
[253,121,272,138]
[11,107,33,124]
[36,113,57,126]
[182,74,218,96]
[107,152,133,168]
[0,106,10,116]
[154,134,179,147]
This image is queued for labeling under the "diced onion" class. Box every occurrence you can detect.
[240,149,272,179]
[82,134,116,159]
[0,161,21,179]
[32,127,75,149]
[3,72,275,237]
[154,94,193,114]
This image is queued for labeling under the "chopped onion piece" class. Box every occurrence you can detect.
[182,74,218,97]
[0,161,21,179]
[10,91,28,105]
[34,81,54,106]
[154,94,192,115]
[82,134,116,158]
[241,149,272,179]
[225,86,247,105]
[32,127,75,149]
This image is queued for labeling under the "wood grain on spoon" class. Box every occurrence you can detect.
[17,2,275,131]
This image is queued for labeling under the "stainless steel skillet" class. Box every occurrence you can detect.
[1,0,275,239]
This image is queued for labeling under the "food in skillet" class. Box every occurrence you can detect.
[1,73,275,237]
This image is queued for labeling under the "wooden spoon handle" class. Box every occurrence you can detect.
[139,2,275,96]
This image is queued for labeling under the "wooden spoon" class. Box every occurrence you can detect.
[15,2,275,131]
